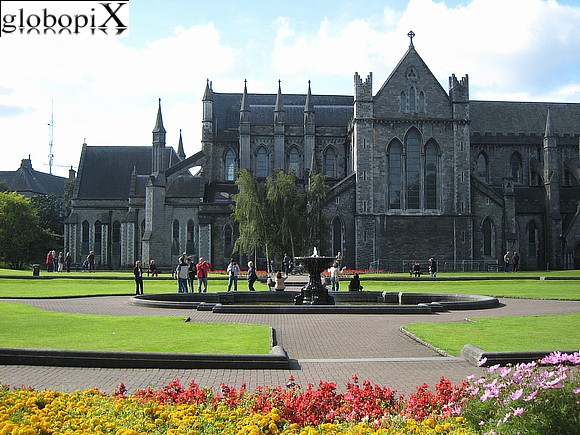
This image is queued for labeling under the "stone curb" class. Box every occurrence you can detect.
[459,344,579,367]
[0,345,290,370]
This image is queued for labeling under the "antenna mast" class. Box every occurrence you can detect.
[48,100,54,175]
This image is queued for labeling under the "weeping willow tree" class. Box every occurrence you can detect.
[232,169,328,265]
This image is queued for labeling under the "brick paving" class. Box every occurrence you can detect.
[1,279,579,395]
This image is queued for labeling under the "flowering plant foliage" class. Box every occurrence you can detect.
[460,351,580,434]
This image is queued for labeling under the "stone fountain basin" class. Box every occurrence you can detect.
[130,291,500,314]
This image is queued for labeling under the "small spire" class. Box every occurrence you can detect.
[177,129,185,159]
[544,108,553,138]
[153,98,166,133]
[407,30,415,48]
[203,79,213,101]
[240,79,250,111]
[275,80,284,113]
[304,80,314,113]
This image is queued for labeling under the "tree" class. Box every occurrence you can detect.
[232,169,330,265]
[0,192,50,269]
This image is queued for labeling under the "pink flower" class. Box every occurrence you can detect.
[487,364,501,374]
[524,390,538,402]
[478,357,488,367]
[513,407,525,416]
[510,389,523,400]
[499,367,512,378]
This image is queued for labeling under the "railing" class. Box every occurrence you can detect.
[369,259,500,273]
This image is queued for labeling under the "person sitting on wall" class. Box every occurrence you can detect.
[148,259,159,277]
[348,273,363,291]
[274,271,288,291]
[412,261,421,278]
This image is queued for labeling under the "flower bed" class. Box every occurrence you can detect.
[1,352,578,434]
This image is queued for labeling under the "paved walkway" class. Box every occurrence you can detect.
[1,279,579,395]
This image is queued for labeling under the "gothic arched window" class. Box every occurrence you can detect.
[94,221,102,255]
[406,129,421,209]
[223,223,233,258]
[477,152,488,182]
[418,91,425,112]
[224,149,236,181]
[324,147,337,178]
[409,86,416,112]
[424,141,438,209]
[388,141,402,209]
[510,152,523,183]
[81,220,89,256]
[400,90,406,113]
[332,217,343,258]
[482,217,493,257]
[172,220,179,256]
[186,219,195,255]
[288,147,300,175]
[527,221,538,257]
[256,147,268,178]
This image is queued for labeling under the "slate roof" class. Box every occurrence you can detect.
[212,92,353,137]
[74,145,201,200]
[470,101,580,138]
[0,159,67,197]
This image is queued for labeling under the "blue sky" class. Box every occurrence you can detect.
[1,0,580,177]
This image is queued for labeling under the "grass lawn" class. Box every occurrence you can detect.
[0,303,271,354]
[404,312,580,356]
[362,278,580,300]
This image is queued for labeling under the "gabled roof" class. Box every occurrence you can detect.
[470,101,580,138]
[212,92,353,138]
[0,159,67,197]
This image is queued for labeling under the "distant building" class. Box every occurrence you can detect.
[0,157,70,197]
[64,34,580,270]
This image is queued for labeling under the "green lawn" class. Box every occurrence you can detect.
[1,268,579,356]
[0,303,270,354]
[404,313,580,356]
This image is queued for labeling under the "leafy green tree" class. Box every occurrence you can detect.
[0,192,50,269]
[232,169,330,265]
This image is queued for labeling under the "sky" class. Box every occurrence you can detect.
[1,0,580,178]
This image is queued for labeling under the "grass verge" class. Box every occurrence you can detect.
[404,312,580,356]
[0,303,270,354]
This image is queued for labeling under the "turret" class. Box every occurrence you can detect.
[354,72,372,119]
[542,108,563,269]
[152,98,166,173]
[449,74,469,120]
[304,80,315,172]
[239,80,251,170]
[274,80,285,170]
[202,79,213,140]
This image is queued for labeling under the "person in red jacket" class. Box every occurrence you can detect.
[195,257,211,293]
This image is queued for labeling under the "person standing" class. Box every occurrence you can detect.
[187,257,196,292]
[175,256,189,293]
[247,261,258,291]
[328,262,340,291]
[335,251,343,268]
[503,251,511,272]
[133,260,144,295]
[283,254,291,274]
[512,252,520,272]
[226,258,240,292]
[87,251,95,272]
[65,252,72,273]
[45,251,53,272]
[57,252,64,272]
[196,257,211,293]
[428,257,438,279]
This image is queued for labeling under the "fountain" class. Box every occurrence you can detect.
[293,248,336,305]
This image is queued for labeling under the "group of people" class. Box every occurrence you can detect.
[45,250,72,273]
[503,251,520,272]
[409,257,438,279]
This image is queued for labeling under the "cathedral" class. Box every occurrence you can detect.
[64,34,580,271]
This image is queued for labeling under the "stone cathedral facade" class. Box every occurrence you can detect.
[64,36,580,271]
